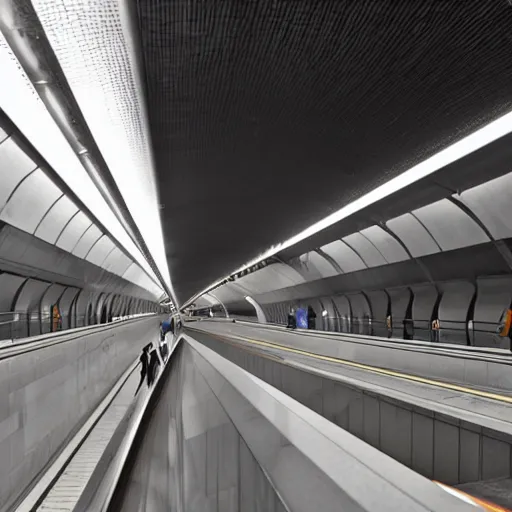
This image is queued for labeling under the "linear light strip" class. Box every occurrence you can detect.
[0,32,163,299]
[31,0,172,293]
[188,109,512,305]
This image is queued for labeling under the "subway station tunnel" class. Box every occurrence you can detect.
[1,1,512,511]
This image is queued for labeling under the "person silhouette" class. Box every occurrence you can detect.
[134,345,150,395]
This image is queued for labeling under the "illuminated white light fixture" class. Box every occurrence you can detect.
[31,0,172,293]
[0,33,164,299]
[322,310,328,318]
[189,108,512,304]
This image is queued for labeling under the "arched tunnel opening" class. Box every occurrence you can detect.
[100,303,108,324]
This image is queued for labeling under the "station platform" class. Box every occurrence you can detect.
[3,318,512,511]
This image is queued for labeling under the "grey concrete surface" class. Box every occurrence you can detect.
[0,316,162,512]
[36,365,140,512]
[188,326,512,488]
[109,336,474,511]
[194,320,512,393]
[458,478,512,509]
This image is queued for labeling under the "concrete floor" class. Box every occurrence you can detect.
[457,478,512,509]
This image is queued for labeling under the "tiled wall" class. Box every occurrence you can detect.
[0,316,161,511]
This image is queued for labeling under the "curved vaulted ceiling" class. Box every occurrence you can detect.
[2,1,512,307]
[137,0,512,303]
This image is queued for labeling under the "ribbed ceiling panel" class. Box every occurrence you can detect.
[137,0,512,304]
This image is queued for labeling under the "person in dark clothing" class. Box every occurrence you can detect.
[135,345,150,395]
[307,306,317,330]
[147,347,161,387]
[286,308,296,329]
[159,340,169,362]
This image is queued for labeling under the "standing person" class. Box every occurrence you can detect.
[286,308,297,329]
[135,345,150,395]
[160,315,175,357]
[160,316,174,340]
[51,304,61,332]
[159,340,169,362]
[307,305,317,330]
[147,345,161,387]
[431,318,440,342]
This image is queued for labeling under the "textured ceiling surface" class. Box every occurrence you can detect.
[136,0,512,304]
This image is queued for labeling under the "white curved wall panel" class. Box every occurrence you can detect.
[294,253,327,281]
[0,123,162,300]
[56,211,91,252]
[0,169,62,234]
[458,172,512,241]
[34,195,79,244]
[386,213,440,258]
[86,235,115,267]
[308,251,338,278]
[195,296,215,308]
[412,199,489,252]
[343,233,387,267]
[321,240,367,273]
[0,138,37,211]
[72,224,102,259]
[122,263,162,299]
[102,247,133,277]
[359,225,409,264]
[203,294,220,306]
[211,283,245,304]
[235,264,305,295]
[271,263,307,285]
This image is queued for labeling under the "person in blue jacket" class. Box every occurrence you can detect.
[160,316,174,340]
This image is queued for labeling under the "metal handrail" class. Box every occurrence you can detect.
[206,318,511,359]
[0,311,158,345]
[0,314,161,360]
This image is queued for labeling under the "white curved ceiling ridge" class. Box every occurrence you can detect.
[0,135,163,300]
[31,0,172,292]
[190,107,512,304]
[0,33,163,297]
[255,108,512,261]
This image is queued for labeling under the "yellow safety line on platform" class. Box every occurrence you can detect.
[191,327,512,405]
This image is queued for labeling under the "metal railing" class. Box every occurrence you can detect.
[0,311,157,344]
[265,312,508,347]
[0,312,60,343]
